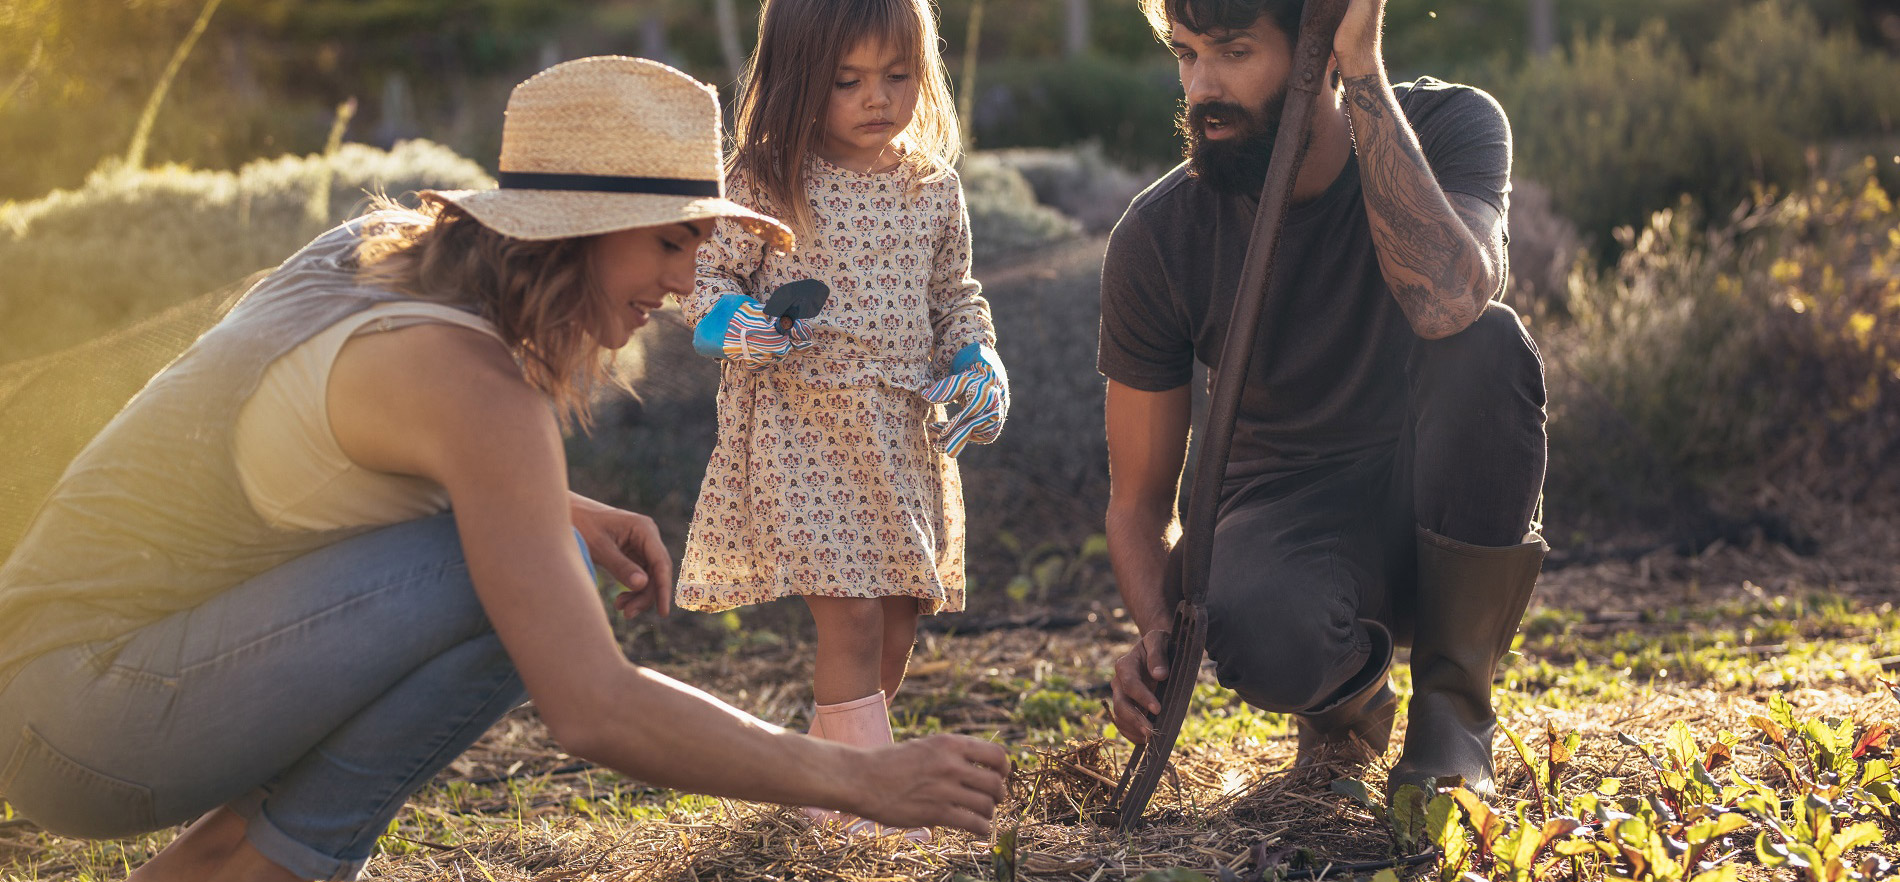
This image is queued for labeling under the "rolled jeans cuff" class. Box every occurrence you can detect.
[233,790,368,881]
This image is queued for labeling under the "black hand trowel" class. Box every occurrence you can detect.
[761,279,831,333]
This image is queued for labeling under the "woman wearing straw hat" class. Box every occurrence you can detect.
[0,57,1008,882]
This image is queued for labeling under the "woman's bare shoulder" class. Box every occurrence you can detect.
[328,322,558,480]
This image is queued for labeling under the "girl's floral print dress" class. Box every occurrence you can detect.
[676,156,995,615]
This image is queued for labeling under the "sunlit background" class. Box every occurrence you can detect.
[2,0,1897,632]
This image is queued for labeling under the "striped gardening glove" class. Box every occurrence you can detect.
[692,293,815,370]
[922,343,1010,457]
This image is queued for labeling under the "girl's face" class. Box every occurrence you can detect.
[587,220,711,349]
[815,38,919,173]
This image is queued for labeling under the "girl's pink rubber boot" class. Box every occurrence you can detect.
[800,690,930,842]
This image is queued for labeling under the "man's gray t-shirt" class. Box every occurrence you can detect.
[1097,77,1511,498]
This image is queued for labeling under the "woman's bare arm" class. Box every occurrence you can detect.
[325,323,1007,831]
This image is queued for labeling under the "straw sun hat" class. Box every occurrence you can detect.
[432,56,793,252]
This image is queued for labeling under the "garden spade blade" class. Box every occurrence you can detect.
[1111,594,1205,832]
[1111,0,1351,831]
[762,278,830,332]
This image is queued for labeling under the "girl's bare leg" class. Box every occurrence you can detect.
[878,595,921,700]
[127,807,302,882]
[803,595,885,704]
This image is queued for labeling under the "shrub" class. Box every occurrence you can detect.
[1542,157,1900,528]
[1487,0,1900,249]
[1504,178,1585,316]
[0,139,493,362]
[968,55,1184,172]
[983,142,1149,233]
[959,151,1083,264]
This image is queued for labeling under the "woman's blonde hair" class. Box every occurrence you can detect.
[731,0,961,241]
[354,193,620,429]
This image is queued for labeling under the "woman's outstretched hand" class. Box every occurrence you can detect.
[848,734,1010,835]
[568,493,674,619]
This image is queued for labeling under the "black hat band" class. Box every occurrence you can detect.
[498,171,719,197]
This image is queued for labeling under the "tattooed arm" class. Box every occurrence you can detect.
[1332,0,1505,339]
[1340,69,1504,339]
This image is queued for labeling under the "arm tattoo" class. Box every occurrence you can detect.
[1340,73,1502,338]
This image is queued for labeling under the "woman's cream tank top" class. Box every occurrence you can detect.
[233,301,504,531]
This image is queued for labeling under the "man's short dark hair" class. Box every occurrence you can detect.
[1139,0,1305,45]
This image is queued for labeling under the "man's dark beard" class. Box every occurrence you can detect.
[1178,89,1288,196]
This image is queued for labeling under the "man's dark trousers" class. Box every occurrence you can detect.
[1201,302,1547,715]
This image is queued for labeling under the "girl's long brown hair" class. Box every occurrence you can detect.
[353,194,619,429]
[732,0,962,241]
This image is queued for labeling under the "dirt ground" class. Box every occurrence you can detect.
[10,522,1891,881]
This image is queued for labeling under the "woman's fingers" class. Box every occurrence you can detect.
[613,589,652,618]
[616,514,673,617]
[857,735,1009,833]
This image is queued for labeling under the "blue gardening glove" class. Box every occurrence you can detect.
[692,294,815,370]
[921,343,1009,456]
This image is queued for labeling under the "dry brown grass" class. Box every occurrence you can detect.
[2,526,1897,881]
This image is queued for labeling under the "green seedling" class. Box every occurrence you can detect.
[1753,793,1893,882]
[996,530,1109,604]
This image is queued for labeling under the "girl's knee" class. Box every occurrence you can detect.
[806,596,886,650]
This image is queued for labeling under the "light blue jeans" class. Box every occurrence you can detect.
[0,513,587,880]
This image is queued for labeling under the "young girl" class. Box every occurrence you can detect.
[677,0,1008,836]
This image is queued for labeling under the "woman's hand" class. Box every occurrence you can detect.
[568,493,674,619]
[846,735,1011,834]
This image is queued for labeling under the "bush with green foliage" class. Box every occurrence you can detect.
[0,139,493,363]
[968,55,1183,171]
[1541,157,1900,524]
[984,142,1150,233]
[959,151,1084,263]
[1485,0,1900,248]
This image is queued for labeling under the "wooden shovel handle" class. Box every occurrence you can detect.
[1113,0,1354,832]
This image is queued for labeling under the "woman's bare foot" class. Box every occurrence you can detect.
[126,807,302,882]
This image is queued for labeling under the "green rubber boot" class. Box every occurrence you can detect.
[1388,527,1547,798]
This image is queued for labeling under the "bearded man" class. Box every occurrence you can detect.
[1099,0,1549,796]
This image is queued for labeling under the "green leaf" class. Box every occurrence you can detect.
[1332,776,1385,818]
[1005,575,1033,603]
[1768,694,1798,731]
[992,826,1018,882]
[1863,780,1900,817]
[1667,721,1701,771]
[1426,793,1470,882]
[1387,780,1427,852]
[1452,787,1505,855]
[1503,725,1546,808]
[1620,731,1669,772]
[1685,812,1751,870]
[1835,821,1882,853]
[1857,758,1891,788]
[1031,555,1065,591]
[1689,866,1741,882]
[1553,839,1608,857]
[1500,824,1542,882]
[1079,532,1109,560]
[1748,714,1789,748]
